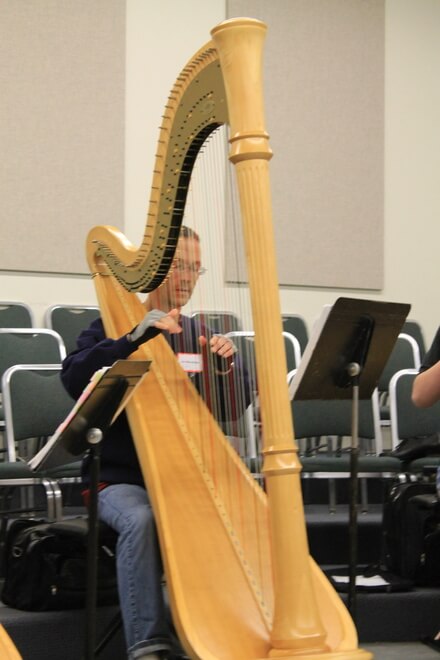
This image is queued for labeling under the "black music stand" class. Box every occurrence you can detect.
[30,360,151,660]
[290,297,410,622]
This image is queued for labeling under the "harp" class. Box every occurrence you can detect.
[0,627,21,659]
[87,17,371,660]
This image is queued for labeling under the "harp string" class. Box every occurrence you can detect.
[175,125,271,602]
[187,126,257,462]
[191,136,260,432]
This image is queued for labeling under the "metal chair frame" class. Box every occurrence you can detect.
[288,368,401,511]
[389,367,440,451]
[224,330,302,464]
[1,364,80,521]
[190,309,243,334]
[0,328,67,435]
[378,332,421,427]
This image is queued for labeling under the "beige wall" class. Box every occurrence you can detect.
[0,0,439,347]
[0,0,125,276]
[276,0,440,345]
[0,0,225,325]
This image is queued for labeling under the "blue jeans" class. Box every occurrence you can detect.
[98,484,172,659]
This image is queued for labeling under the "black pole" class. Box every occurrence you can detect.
[81,376,129,660]
[333,316,374,623]
[85,428,103,660]
[347,363,360,622]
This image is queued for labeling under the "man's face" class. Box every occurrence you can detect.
[156,236,202,310]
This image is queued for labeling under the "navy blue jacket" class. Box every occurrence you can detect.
[61,316,252,486]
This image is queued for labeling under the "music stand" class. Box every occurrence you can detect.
[30,360,151,660]
[290,297,410,621]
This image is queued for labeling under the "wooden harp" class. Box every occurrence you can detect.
[0,627,21,660]
[87,17,371,660]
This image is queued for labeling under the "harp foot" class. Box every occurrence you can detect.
[265,649,372,660]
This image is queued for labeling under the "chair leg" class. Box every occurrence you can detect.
[20,485,32,514]
[0,488,13,577]
[328,478,337,513]
[94,610,123,657]
[360,478,369,513]
[0,517,8,578]
[41,478,63,521]
[51,480,64,521]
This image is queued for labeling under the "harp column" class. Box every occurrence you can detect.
[211,18,331,656]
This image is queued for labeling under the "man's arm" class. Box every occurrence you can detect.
[61,318,143,400]
[61,310,182,400]
[412,325,440,408]
[412,360,440,408]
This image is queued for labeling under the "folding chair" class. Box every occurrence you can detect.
[223,331,301,479]
[402,319,427,361]
[45,304,100,355]
[282,313,309,355]
[227,330,301,375]
[291,386,402,511]
[378,332,421,427]
[1,364,81,522]
[0,328,66,436]
[389,368,440,477]
[217,332,259,473]
[0,364,79,575]
[191,310,242,334]
[2,364,123,658]
[0,301,34,329]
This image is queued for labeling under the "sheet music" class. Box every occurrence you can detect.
[289,297,411,402]
[29,360,150,471]
[331,574,391,588]
[289,304,332,401]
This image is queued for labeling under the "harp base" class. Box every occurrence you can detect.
[266,648,372,660]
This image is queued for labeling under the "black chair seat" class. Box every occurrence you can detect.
[301,454,403,475]
[408,455,440,474]
[43,460,82,480]
[0,462,36,479]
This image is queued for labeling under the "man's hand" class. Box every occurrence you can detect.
[199,334,237,359]
[128,308,182,346]
[152,308,182,334]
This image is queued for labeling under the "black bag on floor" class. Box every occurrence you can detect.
[382,480,440,585]
[1,517,119,611]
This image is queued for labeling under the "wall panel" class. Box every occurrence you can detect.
[0,0,125,275]
[226,0,384,289]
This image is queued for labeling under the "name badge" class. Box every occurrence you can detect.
[177,352,203,373]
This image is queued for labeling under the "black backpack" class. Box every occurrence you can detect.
[382,480,440,585]
[1,517,119,611]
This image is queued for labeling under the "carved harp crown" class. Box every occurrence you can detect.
[87,17,371,660]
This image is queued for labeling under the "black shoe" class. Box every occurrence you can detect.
[421,637,440,653]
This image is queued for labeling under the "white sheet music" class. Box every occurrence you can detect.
[331,574,391,588]
[29,360,150,471]
[289,303,332,401]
